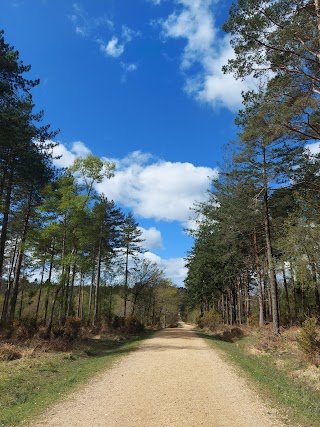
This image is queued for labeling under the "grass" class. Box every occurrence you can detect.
[198,328,320,427]
[0,332,153,427]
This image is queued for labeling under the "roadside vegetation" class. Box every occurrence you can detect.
[194,314,320,427]
[0,328,155,427]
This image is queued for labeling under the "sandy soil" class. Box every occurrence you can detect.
[32,323,285,427]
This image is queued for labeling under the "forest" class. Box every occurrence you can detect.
[185,0,320,337]
[0,29,180,339]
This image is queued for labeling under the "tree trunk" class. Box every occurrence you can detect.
[87,255,95,325]
[93,232,103,326]
[0,164,14,279]
[262,146,280,335]
[124,244,129,318]
[35,261,46,322]
[8,192,32,323]
[282,264,292,324]
[253,230,265,327]
[67,260,77,317]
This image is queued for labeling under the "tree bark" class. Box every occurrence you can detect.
[8,192,32,323]
[253,230,265,327]
[0,164,14,279]
[262,146,280,335]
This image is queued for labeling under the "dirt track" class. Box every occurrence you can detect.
[33,323,285,427]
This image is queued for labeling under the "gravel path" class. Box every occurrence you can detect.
[33,323,285,427]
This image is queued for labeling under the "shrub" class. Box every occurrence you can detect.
[124,316,144,334]
[111,315,125,330]
[63,317,82,340]
[15,318,38,339]
[297,317,320,366]
[0,343,22,361]
[197,310,222,331]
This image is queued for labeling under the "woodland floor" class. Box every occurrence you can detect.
[30,322,287,427]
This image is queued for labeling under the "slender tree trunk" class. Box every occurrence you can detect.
[87,256,95,325]
[43,283,51,324]
[67,260,77,317]
[1,236,18,324]
[124,245,129,318]
[262,146,280,335]
[289,264,298,324]
[93,232,103,326]
[0,164,14,279]
[77,271,84,319]
[236,277,242,325]
[282,264,292,324]
[245,257,251,325]
[18,286,24,321]
[35,261,46,322]
[253,231,265,327]
[8,192,32,323]
[0,165,7,200]
[310,261,320,315]
[47,243,55,284]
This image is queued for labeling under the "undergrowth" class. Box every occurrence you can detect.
[0,331,153,427]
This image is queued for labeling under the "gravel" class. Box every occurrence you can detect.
[32,323,285,427]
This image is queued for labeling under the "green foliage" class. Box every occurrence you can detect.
[197,310,222,331]
[63,316,82,340]
[297,317,320,365]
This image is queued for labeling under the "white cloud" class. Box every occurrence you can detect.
[160,0,252,111]
[51,143,215,224]
[101,37,125,58]
[139,227,164,250]
[97,150,217,222]
[122,63,137,72]
[306,142,320,156]
[69,4,138,66]
[122,25,141,43]
[69,3,113,38]
[143,252,187,285]
[51,141,92,168]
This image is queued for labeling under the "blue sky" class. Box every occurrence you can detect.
[1,0,251,286]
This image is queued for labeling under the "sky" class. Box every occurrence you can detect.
[1,0,252,286]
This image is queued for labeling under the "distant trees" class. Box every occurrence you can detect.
[185,0,320,333]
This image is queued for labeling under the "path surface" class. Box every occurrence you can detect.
[33,323,285,427]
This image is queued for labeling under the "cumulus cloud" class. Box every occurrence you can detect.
[51,143,215,224]
[96,150,217,222]
[160,0,252,111]
[139,227,164,250]
[143,252,187,285]
[51,141,92,168]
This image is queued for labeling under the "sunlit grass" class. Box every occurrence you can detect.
[199,330,320,427]
[0,333,152,426]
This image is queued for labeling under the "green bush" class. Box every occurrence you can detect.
[15,318,38,339]
[297,317,320,365]
[197,309,222,331]
[63,316,82,340]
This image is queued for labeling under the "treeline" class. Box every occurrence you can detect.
[185,0,320,334]
[0,30,179,336]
